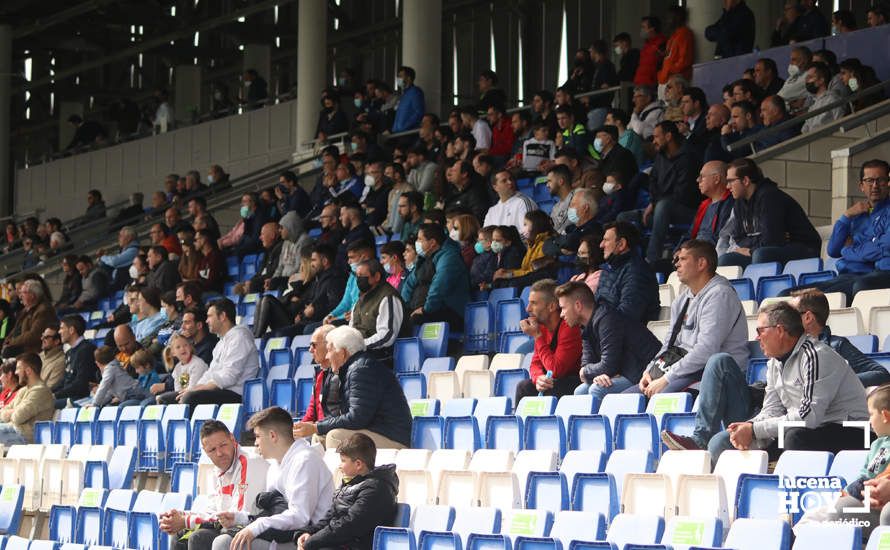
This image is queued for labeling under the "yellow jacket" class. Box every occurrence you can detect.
[513,232,555,278]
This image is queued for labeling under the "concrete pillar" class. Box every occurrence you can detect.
[58,101,83,151]
[174,65,202,125]
[243,44,272,89]
[748,2,776,54]
[402,0,442,117]
[0,25,10,215]
[296,0,327,152]
[686,0,724,63]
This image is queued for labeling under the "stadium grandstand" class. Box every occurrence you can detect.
[3,1,890,549]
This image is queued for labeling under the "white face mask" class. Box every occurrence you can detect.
[787,64,800,77]
[364,174,375,188]
[613,46,624,56]
[603,182,618,195]
[449,229,460,242]
[396,77,405,89]
[129,265,140,280]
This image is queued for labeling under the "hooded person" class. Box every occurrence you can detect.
[270,211,311,291]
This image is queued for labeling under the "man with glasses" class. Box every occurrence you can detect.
[784,159,890,302]
[39,325,65,390]
[677,161,733,248]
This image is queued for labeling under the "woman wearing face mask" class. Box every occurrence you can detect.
[570,235,605,293]
[380,241,407,291]
[839,58,882,111]
[471,226,498,291]
[315,89,350,143]
[493,211,557,288]
[451,214,480,269]
[129,254,148,286]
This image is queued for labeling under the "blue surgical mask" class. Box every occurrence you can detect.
[593,138,604,153]
[474,242,485,254]
[349,262,359,273]
[415,242,427,258]
[384,262,394,274]
[354,98,363,108]
[567,207,580,225]
[350,142,358,152]
[239,206,250,219]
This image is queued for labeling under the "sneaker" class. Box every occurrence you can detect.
[661,430,704,451]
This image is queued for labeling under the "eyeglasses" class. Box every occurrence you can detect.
[40,334,58,340]
[726,177,741,184]
[755,325,778,335]
[862,177,890,186]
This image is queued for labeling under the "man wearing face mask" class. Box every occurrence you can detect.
[274,171,311,219]
[218,193,268,258]
[315,89,350,143]
[206,164,229,190]
[801,62,848,133]
[242,68,268,110]
[349,260,406,363]
[548,189,602,256]
[778,46,813,113]
[359,161,391,228]
[325,240,375,327]
[392,66,425,133]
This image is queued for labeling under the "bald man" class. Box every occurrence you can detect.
[680,161,733,247]
[703,104,732,162]
[234,222,283,296]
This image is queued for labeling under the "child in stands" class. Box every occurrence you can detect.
[156,332,208,404]
[92,345,146,407]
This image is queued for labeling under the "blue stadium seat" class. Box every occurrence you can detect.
[614,414,660,456]
[34,421,53,444]
[393,503,411,528]
[0,486,23,535]
[513,538,557,550]
[84,461,109,489]
[486,415,524,452]
[465,302,494,353]
[54,421,75,446]
[792,521,860,550]
[520,286,532,308]
[548,511,606,549]
[102,489,137,549]
[108,446,137,490]
[783,258,823,280]
[50,505,76,544]
[660,413,696,443]
[95,406,121,445]
[241,254,259,278]
[774,450,833,478]
[241,378,268,431]
[747,358,769,384]
[524,416,567,457]
[75,505,104,545]
[395,338,425,374]
[645,392,693,418]
[474,397,512,439]
[489,287,518,306]
[735,474,782,519]
[494,369,529,399]
[798,270,836,286]
[661,516,722,549]
[164,419,190,470]
[466,534,510,550]
[413,504,456,538]
[730,278,755,301]
[849,334,878,354]
[399,372,427,401]
[296,376,315,416]
[270,379,297,412]
[225,256,240,278]
[606,514,664,550]
[409,399,440,417]
[496,299,526,338]
[411,416,444,451]
[566,543,616,550]
[501,332,534,353]
[216,404,243,439]
[829,450,869,485]
[419,322,449,357]
[374,527,417,550]
[525,472,569,512]
[422,357,455,377]
[418,532,461,550]
[597,394,645,424]
[743,262,781,287]
[30,541,57,550]
[265,363,294,389]
[170,462,198,496]
[567,415,612,454]
[570,474,618,521]
[747,340,765,359]
[441,398,477,417]
[756,274,795,302]
[444,416,482,451]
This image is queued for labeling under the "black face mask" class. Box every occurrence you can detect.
[575,257,591,270]
[356,276,372,293]
[175,300,185,313]
[805,82,819,94]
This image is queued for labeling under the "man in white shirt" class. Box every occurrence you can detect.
[218,407,333,550]
[160,420,268,550]
[460,106,491,152]
[628,86,663,140]
[483,170,538,231]
[180,298,259,407]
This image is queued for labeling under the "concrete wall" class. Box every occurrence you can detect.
[752,113,890,228]
[14,99,298,220]
[832,127,890,223]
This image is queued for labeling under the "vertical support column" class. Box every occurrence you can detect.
[402,0,442,116]
[686,0,724,64]
[0,25,11,215]
[174,65,202,125]
[747,2,775,53]
[295,0,327,153]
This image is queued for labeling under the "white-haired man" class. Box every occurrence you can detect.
[292,326,412,450]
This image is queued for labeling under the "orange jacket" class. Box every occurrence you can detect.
[657,26,694,84]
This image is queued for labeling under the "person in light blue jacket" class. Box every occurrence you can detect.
[392,66,425,133]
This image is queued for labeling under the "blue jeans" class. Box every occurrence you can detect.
[574,375,635,399]
[718,244,818,268]
[618,199,696,263]
[0,423,27,446]
[692,353,752,448]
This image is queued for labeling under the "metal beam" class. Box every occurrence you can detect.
[12,0,119,39]
[15,0,297,93]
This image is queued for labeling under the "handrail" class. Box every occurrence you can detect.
[726,79,890,154]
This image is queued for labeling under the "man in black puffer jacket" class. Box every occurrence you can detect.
[293,326,412,449]
[296,433,399,550]
[595,221,660,323]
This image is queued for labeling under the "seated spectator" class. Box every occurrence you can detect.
[2,279,57,358]
[275,171,311,219]
[494,211,556,288]
[556,282,659,399]
[757,95,798,150]
[718,158,821,266]
[234,222,282,297]
[840,58,883,111]
[317,203,345,249]
[720,100,763,159]
[868,5,888,27]
[218,407,333,550]
[316,88,350,141]
[349,260,406,362]
[451,214,480,269]
[0,361,20,408]
[38,325,65,391]
[778,46,813,113]
[113,323,145,373]
[595,222,661,323]
[380,242,407,291]
[546,165,577,235]
[187,196,221,240]
[483,170,537,231]
[161,422,267,550]
[338,205,375,267]
[129,253,149,287]
[293,327,412,449]
[630,240,748,398]
[165,207,193,236]
[792,289,890,387]
[679,302,867,462]
[628,86,663,140]
[0,353,54,444]
[97,226,140,289]
[605,109,644,166]
[195,229,227,294]
[618,121,701,264]
[272,212,308,285]
[514,279,582,401]
[219,193,268,257]
[402,224,470,330]
[549,189,602,255]
[53,314,98,407]
[180,299,259,406]
[360,161,391,229]
[302,325,340,423]
[0,301,12,347]
[662,75,689,122]
[156,332,208,405]
[331,161,364,201]
[133,287,166,349]
[55,255,82,310]
[207,164,230,190]
[149,291,181,356]
[397,191,424,242]
[178,234,200,282]
[801,61,848,133]
[146,245,181,293]
[180,305,218,364]
[149,223,182,258]
[569,235,605,293]
[702,103,731,162]
[595,125,638,189]
[92,346,147,408]
[459,107,491,153]
[471,226,497,291]
[680,160,733,246]
[295,433,398,550]
[444,160,490,222]
[553,105,591,159]
[753,58,784,97]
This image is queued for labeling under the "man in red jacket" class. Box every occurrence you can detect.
[514,279,582,403]
[634,16,667,87]
[301,324,340,423]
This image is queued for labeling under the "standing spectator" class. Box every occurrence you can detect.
[483,170,537,231]
[392,66,425,133]
[595,222,661,323]
[801,62,848,133]
[657,7,695,94]
[868,6,888,27]
[705,0,756,59]
[796,0,831,40]
[66,115,108,150]
[634,16,666,87]
[628,86,663,140]
[514,279,582,401]
[293,326,413,449]
[316,89,350,142]
[0,353,54,444]
[718,158,821,267]
[477,69,508,112]
[402,224,470,330]
[486,104,515,165]
[2,280,57,358]
[179,299,259,406]
[586,40,620,129]
[153,89,174,131]
[52,315,98,407]
[243,68,269,109]
[39,325,65,391]
[612,33,640,83]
